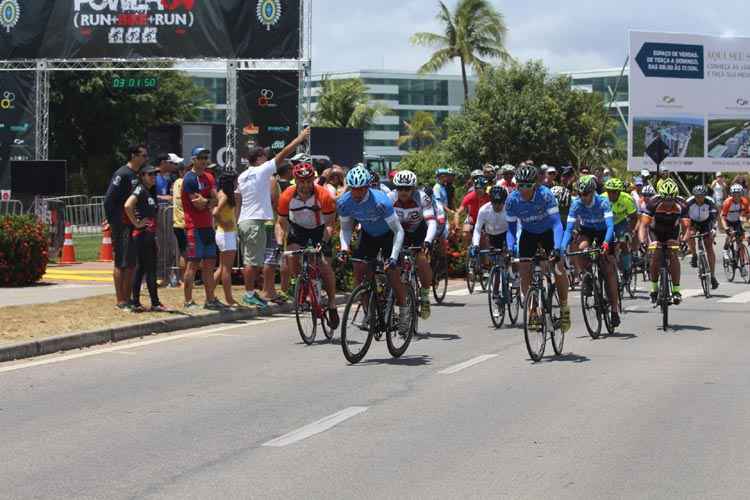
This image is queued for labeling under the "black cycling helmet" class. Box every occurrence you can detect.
[489,185,508,204]
[692,184,708,196]
[515,165,539,185]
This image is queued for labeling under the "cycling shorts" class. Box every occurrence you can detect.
[353,230,394,261]
[404,221,428,248]
[518,229,554,259]
[288,222,325,248]
[578,226,614,254]
[487,232,507,250]
[653,226,680,243]
[690,220,713,235]
[728,220,744,237]
[614,220,629,240]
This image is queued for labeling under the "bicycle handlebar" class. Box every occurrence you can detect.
[567,248,603,257]
[283,247,322,257]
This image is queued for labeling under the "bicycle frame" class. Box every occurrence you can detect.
[286,248,326,319]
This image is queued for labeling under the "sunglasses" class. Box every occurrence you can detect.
[196,156,209,160]
[396,187,413,192]
[518,182,535,189]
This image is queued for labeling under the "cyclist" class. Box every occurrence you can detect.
[551,185,572,226]
[605,178,638,281]
[562,175,620,326]
[505,165,571,332]
[470,186,509,256]
[432,168,452,209]
[455,175,490,247]
[720,183,750,277]
[337,166,409,335]
[276,162,340,329]
[389,170,436,320]
[685,185,719,290]
[639,179,689,304]
[498,164,517,192]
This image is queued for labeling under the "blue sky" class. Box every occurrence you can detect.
[311,0,750,75]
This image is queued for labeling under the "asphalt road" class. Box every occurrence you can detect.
[3,264,750,499]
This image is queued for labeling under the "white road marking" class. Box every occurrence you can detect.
[438,354,498,375]
[0,315,295,374]
[625,305,640,312]
[719,291,750,303]
[203,333,241,338]
[108,351,137,356]
[262,407,369,447]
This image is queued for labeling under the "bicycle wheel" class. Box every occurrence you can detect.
[523,287,546,362]
[629,267,639,296]
[487,267,505,328]
[479,262,489,292]
[294,278,317,345]
[432,257,448,304]
[507,277,521,326]
[724,246,736,282]
[340,283,375,363]
[660,269,670,331]
[602,274,615,335]
[465,258,476,294]
[548,284,564,355]
[698,252,710,298]
[740,244,750,283]
[386,285,416,358]
[581,274,602,339]
[320,289,334,340]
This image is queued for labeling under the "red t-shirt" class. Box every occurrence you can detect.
[181,171,215,229]
[461,190,490,224]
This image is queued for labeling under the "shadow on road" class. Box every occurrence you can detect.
[606,331,638,340]
[666,324,712,333]
[414,331,461,341]
[434,302,466,308]
[537,352,591,363]
[356,354,433,366]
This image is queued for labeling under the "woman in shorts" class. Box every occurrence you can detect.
[213,173,239,307]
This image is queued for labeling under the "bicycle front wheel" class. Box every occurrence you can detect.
[465,258,476,294]
[523,287,546,362]
[740,244,750,283]
[432,257,448,304]
[341,283,375,363]
[294,278,317,345]
[386,286,416,358]
[581,275,602,339]
[548,285,564,356]
[320,289,334,340]
[724,246,736,282]
[488,267,505,328]
[698,252,710,298]
[508,277,521,326]
[659,269,670,331]
[629,267,639,296]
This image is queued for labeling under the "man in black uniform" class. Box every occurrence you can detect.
[103,144,149,309]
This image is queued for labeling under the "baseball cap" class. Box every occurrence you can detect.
[546,166,557,173]
[140,165,158,174]
[191,146,210,158]
[640,169,651,177]
[167,153,184,164]
[716,171,723,177]
[561,166,575,176]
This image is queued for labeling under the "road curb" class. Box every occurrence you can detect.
[0,294,350,364]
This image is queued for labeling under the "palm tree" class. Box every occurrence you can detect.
[397,111,439,150]
[310,75,387,129]
[411,0,511,102]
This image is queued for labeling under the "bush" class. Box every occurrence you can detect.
[0,215,49,286]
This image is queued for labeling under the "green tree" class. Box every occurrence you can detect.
[397,111,439,151]
[396,146,452,185]
[50,71,206,194]
[441,61,617,169]
[411,0,511,101]
[311,76,386,129]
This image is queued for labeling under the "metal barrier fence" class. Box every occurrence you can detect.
[156,206,181,286]
[64,202,106,234]
[0,199,24,216]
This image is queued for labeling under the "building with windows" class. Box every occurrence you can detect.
[564,67,630,138]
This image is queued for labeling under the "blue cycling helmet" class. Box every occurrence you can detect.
[346,166,371,188]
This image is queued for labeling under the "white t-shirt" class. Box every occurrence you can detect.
[472,201,509,246]
[237,159,277,222]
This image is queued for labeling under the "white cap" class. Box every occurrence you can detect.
[640,169,651,177]
[603,168,611,175]
[546,166,557,173]
[167,153,184,164]
[716,171,723,177]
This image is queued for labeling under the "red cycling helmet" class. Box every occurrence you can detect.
[293,162,315,180]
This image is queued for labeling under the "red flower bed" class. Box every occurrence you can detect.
[0,215,49,286]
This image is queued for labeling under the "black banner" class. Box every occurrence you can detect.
[0,0,300,60]
[236,70,299,162]
[0,71,35,192]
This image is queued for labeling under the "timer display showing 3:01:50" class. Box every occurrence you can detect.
[111,77,159,90]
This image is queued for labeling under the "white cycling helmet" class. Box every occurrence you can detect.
[393,170,418,188]
[730,183,744,195]
[346,166,372,188]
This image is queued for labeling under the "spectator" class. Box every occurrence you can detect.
[237,127,311,308]
[103,144,148,310]
[560,166,576,190]
[181,146,224,310]
[712,172,727,207]
[124,165,166,312]
[274,163,293,298]
[262,174,286,304]
[324,165,346,197]
[212,173,239,307]
[172,164,187,285]
[544,166,558,187]
[154,153,178,206]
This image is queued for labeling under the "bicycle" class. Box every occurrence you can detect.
[691,232,713,298]
[485,248,520,328]
[465,250,489,294]
[429,240,448,304]
[616,233,636,299]
[515,249,564,362]
[651,241,680,331]
[287,247,333,345]
[340,255,417,364]
[401,246,427,335]
[722,230,750,283]
[568,247,615,339]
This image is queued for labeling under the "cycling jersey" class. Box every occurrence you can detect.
[337,189,394,237]
[642,196,688,241]
[611,191,637,225]
[498,178,517,193]
[278,184,336,230]
[721,196,750,223]
[472,202,509,246]
[432,198,448,238]
[388,190,435,232]
[460,190,490,225]
[505,185,559,234]
[561,195,614,250]
[685,196,717,224]
[432,182,449,206]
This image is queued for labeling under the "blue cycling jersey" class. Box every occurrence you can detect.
[505,185,559,233]
[432,182,448,206]
[336,189,395,237]
[561,195,614,250]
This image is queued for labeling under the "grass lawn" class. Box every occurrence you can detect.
[50,233,102,263]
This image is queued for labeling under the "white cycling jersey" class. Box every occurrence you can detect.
[472,201,509,246]
[388,189,438,243]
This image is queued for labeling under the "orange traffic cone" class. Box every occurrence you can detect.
[59,222,79,265]
[97,226,113,262]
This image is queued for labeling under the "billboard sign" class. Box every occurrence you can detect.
[630,31,750,172]
[0,0,300,60]
[0,71,35,192]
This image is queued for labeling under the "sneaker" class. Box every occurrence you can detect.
[711,276,719,290]
[690,255,698,268]
[204,299,228,311]
[150,303,169,313]
[184,300,200,310]
[130,302,145,313]
[398,305,411,336]
[672,291,682,305]
[560,304,571,333]
[277,290,291,303]
[242,292,268,309]
[116,302,132,311]
[610,311,620,328]
[327,308,340,330]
